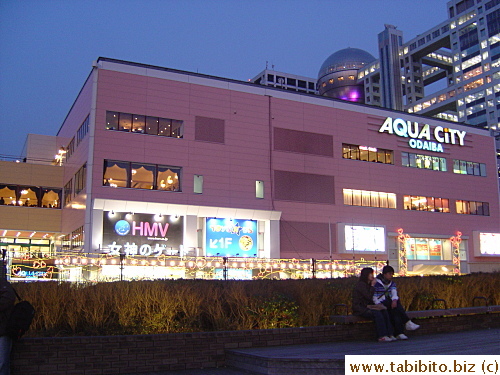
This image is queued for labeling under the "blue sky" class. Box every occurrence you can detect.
[0,0,448,158]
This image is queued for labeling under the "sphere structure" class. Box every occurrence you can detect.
[317,47,376,103]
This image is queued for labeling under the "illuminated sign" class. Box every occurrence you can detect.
[345,225,385,252]
[103,212,183,257]
[379,117,467,153]
[11,264,56,279]
[206,218,257,257]
[479,233,500,255]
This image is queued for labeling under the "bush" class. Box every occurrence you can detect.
[12,273,500,337]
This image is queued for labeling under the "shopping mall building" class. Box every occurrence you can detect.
[1,57,499,282]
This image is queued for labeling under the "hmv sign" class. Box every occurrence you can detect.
[102,211,183,257]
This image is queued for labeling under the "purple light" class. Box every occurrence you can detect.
[349,91,359,100]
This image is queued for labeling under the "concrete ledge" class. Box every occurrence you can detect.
[11,311,500,375]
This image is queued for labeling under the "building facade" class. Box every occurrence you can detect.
[1,57,500,282]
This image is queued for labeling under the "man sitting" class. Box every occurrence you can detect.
[373,265,420,340]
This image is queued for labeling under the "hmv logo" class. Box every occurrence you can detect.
[132,221,170,237]
[114,220,170,237]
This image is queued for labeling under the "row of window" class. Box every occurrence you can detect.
[106,111,183,138]
[66,114,90,161]
[453,159,487,175]
[456,199,490,215]
[402,152,447,172]
[342,189,490,216]
[76,116,89,146]
[0,184,61,209]
[343,144,486,177]
[103,160,181,191]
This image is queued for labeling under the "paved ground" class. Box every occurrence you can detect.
[137,328,500,375]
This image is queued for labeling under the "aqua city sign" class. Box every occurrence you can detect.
[378,117,466,153]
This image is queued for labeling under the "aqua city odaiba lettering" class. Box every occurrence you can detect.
[379,117,466,153]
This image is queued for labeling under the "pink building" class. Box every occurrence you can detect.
[2,57,500,280]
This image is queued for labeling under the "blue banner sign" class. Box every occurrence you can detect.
[205,218,257,257]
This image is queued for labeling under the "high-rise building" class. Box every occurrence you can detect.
[251,0,500,165]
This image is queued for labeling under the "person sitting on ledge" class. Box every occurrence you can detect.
[352,267,396,342]
[373,265,420,340]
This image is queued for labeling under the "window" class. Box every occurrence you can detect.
[131,163,155,189]
[402,152,447,172]
[406,238,445,260]
[75,164,87,194]
[132,115,145,133]
[256,180,264,199]
[106,111,183,138]
[103,160,181,191]
[64,180,73,206]
[147,116,159,135]
[194,175,203,194]
[119,113,132,131]
[452,159,487,175]
[71,226,84,249]
[41,188,61,208]
[103,160,129,188]
[403,195,450,212]
[343,189,396,209]
[18,187,39,207]
[342,144,393,164]
[456,200,490,215]
[0,185,17,206]
[157,165,181,191]
[106,112,119,130]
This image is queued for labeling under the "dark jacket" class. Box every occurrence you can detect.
[352,280,375,315]
[0,279,16,336]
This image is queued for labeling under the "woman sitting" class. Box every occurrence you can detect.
[352,267,396,342]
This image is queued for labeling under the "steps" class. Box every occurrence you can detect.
[226,350,345,375]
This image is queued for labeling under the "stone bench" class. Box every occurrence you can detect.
[330,304,500,324]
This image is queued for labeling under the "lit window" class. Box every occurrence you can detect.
[342,144,393,164]
[106,111,183,138]
[403,195,449,212]
[343,189,396,209]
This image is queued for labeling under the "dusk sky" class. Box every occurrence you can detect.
[0,0,448,158]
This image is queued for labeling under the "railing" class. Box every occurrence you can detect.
[3,250,387,282]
